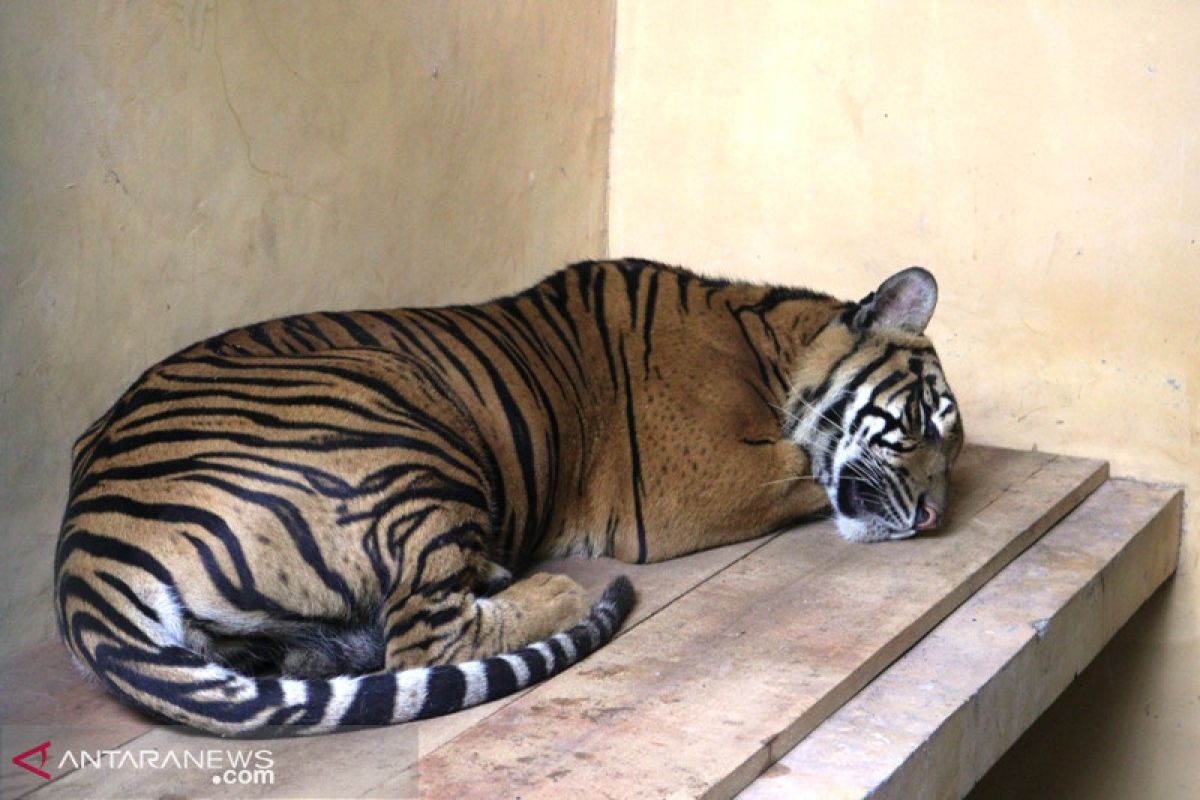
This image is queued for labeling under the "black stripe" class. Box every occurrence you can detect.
[402,314,487,403]
[420,665,467,717]
[495,299,584,415]
[546,636,569,667]
[110,388,417,436]
[408,522,486,591]
[676,270,691,312]
[384,603,462,644]
[179,531,269,613]
[525,288,587,385]
[619,262,641,329]
[59,575,159,647]
[56,529,176,588]
[567,623,598,656]
[540,269,582,346]
[618,335,648,563]
[291,678,332,728]
[246,324,282,354]
[95,641,284,725]
[281,315,336,350]
[727,300,772,388]
[484,657,519,695]
[156,371,322,389]
[592,268,620,393]
[322,312,382,347]
[516,647,549,683]
[421,309,542,559]
[96,571,161,623]
[642,269,659,378]
[341,673,396,726]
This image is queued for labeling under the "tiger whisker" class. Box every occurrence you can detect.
[792,398,896,472]
[759,473,872,488]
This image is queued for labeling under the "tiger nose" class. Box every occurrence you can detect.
[915,498,940,530]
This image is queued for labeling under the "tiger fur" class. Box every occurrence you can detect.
[55,258,962,736]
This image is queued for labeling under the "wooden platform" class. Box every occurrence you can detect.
[738,477,1182,800]
[0,445,1181,799]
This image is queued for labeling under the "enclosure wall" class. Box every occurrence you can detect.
[0,0,615,657]
[610,2,1199,795]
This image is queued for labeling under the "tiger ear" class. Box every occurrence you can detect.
[850,267,938,335]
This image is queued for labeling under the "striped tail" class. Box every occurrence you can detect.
[73,576,635,737]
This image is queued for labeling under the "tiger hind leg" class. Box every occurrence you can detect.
[278,625,385,678]
[274,568,591,676]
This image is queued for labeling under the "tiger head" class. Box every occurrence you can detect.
[785,267,963,543]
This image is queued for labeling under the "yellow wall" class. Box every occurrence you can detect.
[0,0,615,659]
[611,1,1198,795]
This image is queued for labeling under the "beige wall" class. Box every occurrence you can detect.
[611,1,1198,796]
[0,0,615,659]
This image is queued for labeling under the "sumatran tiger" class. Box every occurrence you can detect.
[55,259,963,736]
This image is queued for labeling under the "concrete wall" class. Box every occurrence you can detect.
[610,1,1198,796]
[0,0,614,658]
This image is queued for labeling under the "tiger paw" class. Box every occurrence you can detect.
[501,572,589,642]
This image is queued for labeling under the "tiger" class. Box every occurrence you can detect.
[55,258,962,737]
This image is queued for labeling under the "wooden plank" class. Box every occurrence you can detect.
[411,447,1107,800]
[739,480,1182,800]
